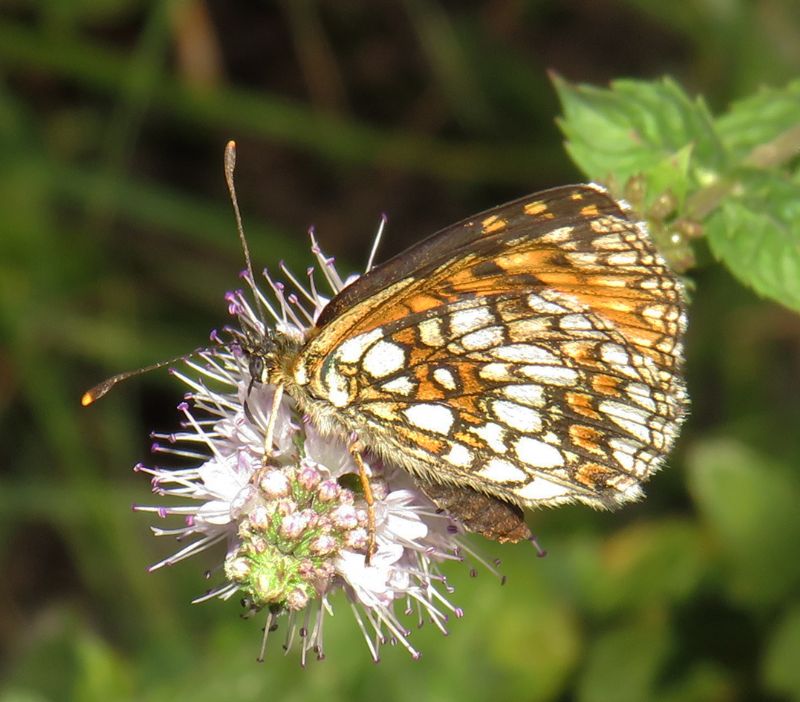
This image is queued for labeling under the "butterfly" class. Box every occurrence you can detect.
[241,183,688,544]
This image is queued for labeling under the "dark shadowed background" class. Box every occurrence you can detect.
[2,2,800,701]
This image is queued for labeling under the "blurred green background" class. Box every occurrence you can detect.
[2,2,800,701]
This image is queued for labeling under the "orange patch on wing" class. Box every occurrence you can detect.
[449,394,479,416]
[447,265,482,288]
[539,279,675,367]
[481,215,507,234]
[537,271,586,288]
[455,363,483,394]
[574,462,615,489]
[523,201,548,216]
[563,341,604,370]
[398,426,445,455]
[569,424,605,455]
[583,275,641,291]
[580,204,600,217]
[405,293,447,314]
[566,391,602,421]
[413,369,446,402]
[407,345,432,367]
[591,374,622,397]
[454,430,482,448]
[360,385,388,402]
[392,327,417,346]
[495,248,556,273]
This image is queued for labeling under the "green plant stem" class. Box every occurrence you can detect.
[686,123,800,221]
[743,124,800,169]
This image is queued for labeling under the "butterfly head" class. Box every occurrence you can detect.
[236,328,277,387]
[236,326,302,390]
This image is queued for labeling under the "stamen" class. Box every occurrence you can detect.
[308,227,345,292]
[366,214,388,272]
[279,260,317,307]
[257,609,278,663]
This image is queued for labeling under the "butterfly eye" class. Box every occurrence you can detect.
[248,355,265,384]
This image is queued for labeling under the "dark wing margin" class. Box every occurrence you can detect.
[316,184,627,328]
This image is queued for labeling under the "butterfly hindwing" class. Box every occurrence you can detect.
[291,184,687,536]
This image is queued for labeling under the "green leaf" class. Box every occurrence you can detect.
[686,438,800,608]
[705,170,800,313]
[716,80,800,161]
[577,617,672,702]
[486,587,580,702]
[586,518,706,615]
[763,604,800,700]
[553,75,725,206]
[0,609,134,702]
[659,663,733,702]
[645,144,693,209]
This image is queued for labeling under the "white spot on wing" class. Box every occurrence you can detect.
[527,293,567,314]
[565,252,599,266]
[418,318,445,347]
[514,437,564,468]
[362,340,406,379]
[492,400,542,433]
[599,400,651,443]
[323,367,350,408]
[460,326,505,351]
[607,251,639,266]
[600,343,630,367]
[501,384,546,407]
[432,367,457,391]
[643,304,667,320]
[449,306,494,335]
[334,328,383,363]
[403,403,455,435]
[444,443,473,467]
[479,363,513,382]
[537,226,574,244]
[470,422,507,453]
[491,344,557,364]
[559,314,594,331]
[381,376,416,395]
[507,317,553,338]
[626,382,656,411]
[516,476,573,501]
[479,458,526,483]
[520,365,579,386]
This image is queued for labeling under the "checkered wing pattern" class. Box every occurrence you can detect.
[296,185,687,517]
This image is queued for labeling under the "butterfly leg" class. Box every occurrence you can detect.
[348,439,377,564]
[262,385,285,460]
[250,384,285,490]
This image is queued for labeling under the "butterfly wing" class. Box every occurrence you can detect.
[295,185,687,517]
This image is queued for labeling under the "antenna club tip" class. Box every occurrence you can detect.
[226,139,237,150]
[80,391,94,407]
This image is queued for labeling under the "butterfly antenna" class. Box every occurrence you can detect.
[84,144,263,408]
[224,140,267,324]
[81,347,211,406]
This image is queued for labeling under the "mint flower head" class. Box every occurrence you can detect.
[136,226,498,664]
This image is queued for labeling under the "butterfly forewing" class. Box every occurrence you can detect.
[292,184,687,537]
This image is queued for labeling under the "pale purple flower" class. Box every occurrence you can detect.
[136,225,504,663]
